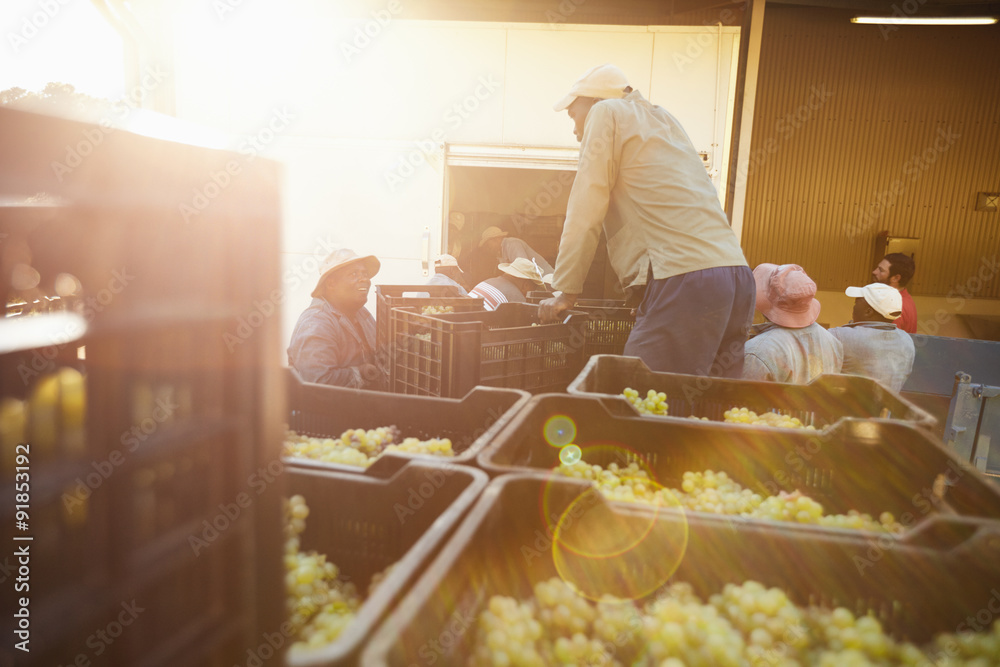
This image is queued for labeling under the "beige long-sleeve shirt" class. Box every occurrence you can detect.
[552,90,747,295]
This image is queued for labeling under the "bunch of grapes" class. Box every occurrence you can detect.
[467,576,994,666]
[283,495,361,649]
[284,495,399,653]
[622,388,669,416]
[721,407,816,429]
[421,305,455,315]
[675,471,900,532]
[386,437,454,456]
[926,621,1000,664]
[558,460,674,507]
[283,425,454,467]
[555,461,901,533]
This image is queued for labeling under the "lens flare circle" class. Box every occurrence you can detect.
[558,443,582,465]
[541,453,689,602]
[540,441,656,538]
[543,414,577,448]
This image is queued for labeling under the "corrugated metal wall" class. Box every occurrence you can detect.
[743,6,1000,298]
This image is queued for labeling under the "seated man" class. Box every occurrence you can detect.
[829,283,915,392]
[469,257,545,311]
[479,226,554,276]
[287,247,387,390]
[426,254,468,295]
[743,264,843,383]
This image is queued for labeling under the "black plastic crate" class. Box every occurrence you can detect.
[374,284,484,387]
[361,473,1000,665]
[523,295,634,356]
[568,354,937,430]
[525,292,625,308]
[284,367,530,470]
[476,393,1000,532]
[284,459,488,666]
[575,304,635,357]
[391,302,589,398]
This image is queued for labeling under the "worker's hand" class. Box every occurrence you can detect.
[538,293,578,323]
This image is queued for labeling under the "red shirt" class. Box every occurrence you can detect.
[896,287,917,334]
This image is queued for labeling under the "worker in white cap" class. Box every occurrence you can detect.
[829,282,915,392]
[287,246,388,390]
[426,254,469,296]
[540,64,754,378]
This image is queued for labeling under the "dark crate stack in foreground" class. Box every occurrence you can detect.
[0,107,284,666]
[391,302,589,398]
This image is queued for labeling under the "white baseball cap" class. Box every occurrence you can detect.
[846,283,903,320]
[434,254,463,273]
[553,64,630,112]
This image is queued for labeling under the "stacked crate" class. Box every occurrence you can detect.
[277,368,528,663]
[373,285,484,391]
[0,107,284,666]
[390,303,589,397]
[357,353,1000,665]
[526,293,636,357]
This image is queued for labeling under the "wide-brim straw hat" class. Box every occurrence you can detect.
[499,257,545,286]
[311,247,380,298]
[479,226,509,247]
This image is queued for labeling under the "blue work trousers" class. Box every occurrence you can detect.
[623,265,755,378]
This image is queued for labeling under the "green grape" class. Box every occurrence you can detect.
[421,305,455,315]
[465,573,1000,666]
[622,387,669,416]
[283,425,454,467]
[721,406,816,429]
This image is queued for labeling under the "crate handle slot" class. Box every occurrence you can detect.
[363,452,412,479]
[897,515,996,554]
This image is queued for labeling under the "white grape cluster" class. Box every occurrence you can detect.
[622,388,669,416]
[283,495,361,651]
[421,305,455,315]
[558,460,673,506]
[673,470,899,532]
[721,406,816,429]
[555,462,900,533]
[468,577,1000,666]
[283,426,454,467]
[618,390,816,428]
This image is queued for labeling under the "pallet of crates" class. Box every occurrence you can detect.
[477,392,1000,532]
[281,458,488,666]
[391,303,589,398]
[362,471,1000,665]
[568,354,937,431]
[282,366,530,471]
[373,285,484,389]
[0,106,285,665]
